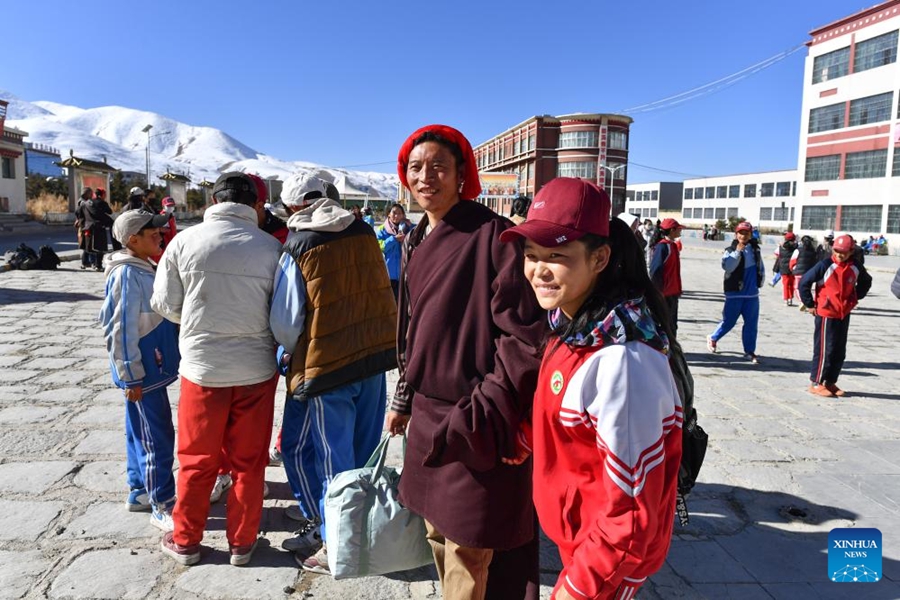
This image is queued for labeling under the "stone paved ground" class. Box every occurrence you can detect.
[0,243,899,599]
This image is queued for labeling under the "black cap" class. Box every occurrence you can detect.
[212,172,258,205]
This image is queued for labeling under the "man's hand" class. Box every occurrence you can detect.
[501,444,531,466]
[386,410,411,436]
[736,242,746,252]
[395,232,406,242]
[125,385,143,402]
[554,586,577,600]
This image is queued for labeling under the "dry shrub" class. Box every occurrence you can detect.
[25,193,68,219]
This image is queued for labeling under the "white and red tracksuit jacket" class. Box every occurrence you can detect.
[521,299,683,600]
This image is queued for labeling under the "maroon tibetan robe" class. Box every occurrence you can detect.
[393,200,545,551]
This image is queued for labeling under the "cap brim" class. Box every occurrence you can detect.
[147,214,170,229]
[499,220,587,247]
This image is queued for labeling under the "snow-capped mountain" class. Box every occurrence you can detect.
[0,90,398,199]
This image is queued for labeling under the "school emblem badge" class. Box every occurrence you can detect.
[550,371,564,395]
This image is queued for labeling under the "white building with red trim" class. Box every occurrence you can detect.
[797,0,900,251]
[0,99,28,214]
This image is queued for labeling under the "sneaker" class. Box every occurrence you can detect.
[161,531,201,566]
[269,447,283,467]
[745,353,760,365]
[284,504,308,522]
[788,299,794,307]
[150,503,175,532]
[229,539,258,566]
[210,473,233,504]
[282,518,322,555]
[126,488,151,512]
[299,545,330,575]
[706,336,717,353]
[824,382,846,397]
[799,305,808,313]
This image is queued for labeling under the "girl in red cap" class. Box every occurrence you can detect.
[388,124,545,600]
[500,178,682,600]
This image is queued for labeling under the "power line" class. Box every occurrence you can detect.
[620,44,806,114]
[627,161,710,179]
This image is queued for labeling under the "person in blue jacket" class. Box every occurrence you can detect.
[375,203,412,298]
[99,210,180,532]
[706,221,765,364]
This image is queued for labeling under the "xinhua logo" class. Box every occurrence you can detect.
[828,528,881,583]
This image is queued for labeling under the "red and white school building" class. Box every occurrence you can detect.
[796,0,900,249]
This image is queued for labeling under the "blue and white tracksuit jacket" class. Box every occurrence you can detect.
[99,251,179,506]
[710,243,765,355]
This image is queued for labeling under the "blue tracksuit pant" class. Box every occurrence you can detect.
[710,295,760,355]
[124,387,176,506]
[281,372,387,540]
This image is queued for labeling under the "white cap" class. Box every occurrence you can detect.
[824,229,834,239]
[281,173,327,207]
[129,186,144,197]
[616,212,640,228]
[112,210,168,243]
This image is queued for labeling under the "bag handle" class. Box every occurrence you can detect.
[363,432,406,485]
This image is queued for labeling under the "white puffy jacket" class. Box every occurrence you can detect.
[151,202,283,387]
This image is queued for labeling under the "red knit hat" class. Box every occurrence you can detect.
[397,124,482,200]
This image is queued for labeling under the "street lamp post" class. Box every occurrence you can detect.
[141,124,153,187]
[599,163,627,213]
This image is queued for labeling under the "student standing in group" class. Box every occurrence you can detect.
[499,177,682,600]
[777,232,798,306]
[152,172,282,567]
[386,124,545,600]
[99,210,179,532]
[799,234,872,398]
[707,221,765,364]
[649,217,684,336]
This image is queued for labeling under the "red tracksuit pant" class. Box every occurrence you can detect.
[173,374,277,547]
[781,274,796,301]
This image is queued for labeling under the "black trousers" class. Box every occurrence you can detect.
[666,294,680,337]
[811,314,850,384]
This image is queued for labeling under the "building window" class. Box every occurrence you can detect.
[773,207,789,221]
[841,204,883,232]
[683,208,692,218]
[849,92,893,126]
[642,208,650,217]
[557,161,597,180]
[703,207,714,219]
[684,188,694,200]
[853,30,898,74]
[693,208,703,219]
[759,207,773,221]
[705,187,715,199]
[528,135,535,151]
[694,187,703,199]
[808,102,845,133]
[893,150,900,176]
[649,208,658,217]
[608,130,628,150]
[1,157,13,179]
[812,46,850,83]
[801,205,838,229]
[776,182,791,197]
[727,207,738,218]
[792,182,797,196]
[651,190,658,201]
[716,186,727,199]
[714,207,725,219]
[887,205,900,233]
[845,149,888,179]
[791,207,795,221]
[760,183,774,197]
[744,184,757,197]
[805,155,841,181]
[607,163,626,182]
[728,185,740,198]
[558,131,597,148]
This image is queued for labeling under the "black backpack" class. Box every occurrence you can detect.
[6,243,39,270]
[669,343,708,525]
[36,245,61,270]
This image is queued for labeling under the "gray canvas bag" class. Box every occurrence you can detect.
[324,433,433,579]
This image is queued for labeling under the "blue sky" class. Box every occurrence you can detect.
[2,0,868,182]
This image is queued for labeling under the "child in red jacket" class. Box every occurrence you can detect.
[798,234,872,398]
[500,178,682,600]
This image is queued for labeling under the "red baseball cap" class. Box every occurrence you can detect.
[499,178,610,246]
[784,232,796,241]
[832,234,854,253]
[735,221,753,232]
[660,218,683,230]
